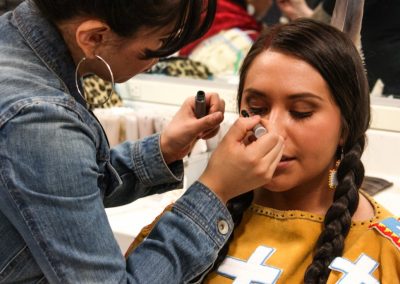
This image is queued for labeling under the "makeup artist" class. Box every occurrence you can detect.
[0,1,284,283]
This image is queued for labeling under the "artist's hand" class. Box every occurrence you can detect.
[199,116,284,203]
[276,0,313,20]
[160,93,225,164]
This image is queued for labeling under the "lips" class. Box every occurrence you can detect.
[277,155,295,171]
[280,155,295,162]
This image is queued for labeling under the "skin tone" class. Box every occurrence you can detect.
[56,17,285,204]
[58,19,166,83]
[57,18,225,163]
[240,49,374,219]
[247,0,273,19]
[199,115,284,203]
[276,0,314,20]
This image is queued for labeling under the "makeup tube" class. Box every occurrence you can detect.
[241,109,267,138]
[195,90,207,118]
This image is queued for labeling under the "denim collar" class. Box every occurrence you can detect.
[12,1,86,107]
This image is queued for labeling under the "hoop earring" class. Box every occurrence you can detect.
[75,55,115,108]
[328,148,344,190]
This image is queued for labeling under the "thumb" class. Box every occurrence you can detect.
[225,116,262,142]
[193,111,224,134]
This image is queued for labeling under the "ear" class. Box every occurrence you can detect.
[75,20,111,59]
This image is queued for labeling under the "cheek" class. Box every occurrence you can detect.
[296,117,341,162]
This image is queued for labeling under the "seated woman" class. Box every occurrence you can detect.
[129,19,400,283]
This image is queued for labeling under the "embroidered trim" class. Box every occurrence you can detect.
[370,217,400,250]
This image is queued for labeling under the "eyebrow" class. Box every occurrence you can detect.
[243,88,265,101]
[243,88,324,102]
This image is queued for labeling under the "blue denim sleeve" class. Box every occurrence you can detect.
[105,134,184,207]
[0,102,233,283]
[127,182,234,282]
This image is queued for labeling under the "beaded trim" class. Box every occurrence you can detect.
[249,191,383,228]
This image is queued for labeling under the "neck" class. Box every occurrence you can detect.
[253,178,335,215]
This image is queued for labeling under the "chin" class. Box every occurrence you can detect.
[114,75,134,83]
[261,183,291,193]
[114,71,143,83]
[264,172,285,187]
[115,78,128,83]
[261,176,296,192]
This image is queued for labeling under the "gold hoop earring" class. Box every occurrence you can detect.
[328,148,344,190]
[75,55,115,108]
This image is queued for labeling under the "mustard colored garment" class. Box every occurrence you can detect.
[205,195,400,283]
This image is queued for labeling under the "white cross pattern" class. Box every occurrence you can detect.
[329,253,380,284]
[217,245,282,284]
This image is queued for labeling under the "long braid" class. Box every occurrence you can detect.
[304,139,365,283]
[210,191,254,271]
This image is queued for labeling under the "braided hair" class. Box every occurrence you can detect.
[212,18,370,283]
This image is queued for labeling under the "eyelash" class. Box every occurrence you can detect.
[290,111,313,120]
[248,108,267,116]
[248,108,313,120]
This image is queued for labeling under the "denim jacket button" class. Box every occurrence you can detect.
[217,220,229,235]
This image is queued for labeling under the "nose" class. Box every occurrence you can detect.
[263,110,287,139]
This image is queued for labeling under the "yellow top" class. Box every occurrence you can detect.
[205,195,400,283]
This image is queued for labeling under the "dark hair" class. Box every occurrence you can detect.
[31,0,216,58]
[213,18,370,283]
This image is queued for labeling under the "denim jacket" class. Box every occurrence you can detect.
[0,2,233,283]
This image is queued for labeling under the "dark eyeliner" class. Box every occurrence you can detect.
[248,108,267,116]
[291,111,313,119]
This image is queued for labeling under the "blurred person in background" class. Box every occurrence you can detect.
[178,0,273,77]
[276,0,400,97]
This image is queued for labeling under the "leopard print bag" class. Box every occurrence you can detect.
[83,75,123,110]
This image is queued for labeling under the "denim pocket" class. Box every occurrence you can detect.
[0,246,45,283]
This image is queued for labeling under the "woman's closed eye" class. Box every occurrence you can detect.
[249,107,314,120]
[248,107,268,116]
[290,110,313,120]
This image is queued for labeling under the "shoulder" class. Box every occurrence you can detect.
[356,193,400,252]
